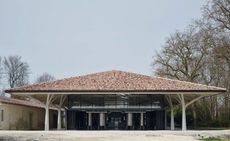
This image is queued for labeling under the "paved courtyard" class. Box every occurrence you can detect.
[0,130,229,141]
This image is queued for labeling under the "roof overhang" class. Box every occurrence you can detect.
[9,90,225,106]
[7,89,226,95]
[11,91,224,107]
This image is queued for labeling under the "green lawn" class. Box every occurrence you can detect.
[199,136,229,141]
[195,127,230,130]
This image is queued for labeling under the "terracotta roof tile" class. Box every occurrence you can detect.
[5,70,226,93]
[0,96,58,110]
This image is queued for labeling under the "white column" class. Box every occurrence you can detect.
[140,112,144,127]
[57,95,63,130]
[99,113,105,127]
[57,107,62,130]
[127,113,133,126]
[57,95,66,130]
[170,107,175,130]
[45,94,50,131]
[181,94,187,131]
[88,113,92,127]
[166,95,175,130]
[177,94,205,131]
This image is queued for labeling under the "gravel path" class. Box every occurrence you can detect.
[0,130,229,141]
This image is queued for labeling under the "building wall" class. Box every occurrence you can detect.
[0,103,58,130]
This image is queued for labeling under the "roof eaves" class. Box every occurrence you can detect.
[6,89,227,94]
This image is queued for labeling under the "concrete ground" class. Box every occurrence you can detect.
[0,130,229,141]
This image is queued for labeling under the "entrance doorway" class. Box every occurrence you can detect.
[92,113,99,130]
[132,113,140,129]
[107,112,126,130]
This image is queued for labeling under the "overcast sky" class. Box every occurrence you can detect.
[0,0,206,82]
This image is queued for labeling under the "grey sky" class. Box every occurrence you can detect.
[0,0,206,83]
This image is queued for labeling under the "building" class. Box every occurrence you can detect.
[5,70,226,131]
[0,96,61,130]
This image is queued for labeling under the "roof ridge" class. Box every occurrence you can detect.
[6,70,123,90]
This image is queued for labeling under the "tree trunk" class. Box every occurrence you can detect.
[192,104,197,129]
[171,107,175,130]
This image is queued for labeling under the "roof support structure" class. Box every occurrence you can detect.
[45,94,50,131]
[57,95,67,130]
[177,94,205,131]
[45,94,55,131]
[165,95,175,130]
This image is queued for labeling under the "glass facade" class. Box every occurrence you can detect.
[67,94,165,130]
[67,94,164,111]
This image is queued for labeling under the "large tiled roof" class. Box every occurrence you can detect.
[5,70,226,93]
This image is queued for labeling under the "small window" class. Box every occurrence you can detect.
[1,110,4,121]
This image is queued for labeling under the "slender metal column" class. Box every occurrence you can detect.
[57,95,63,130]
[166,95,175,130]
[45,94,50,131]
[57,107,62,130]
[181,94,187,131]
[177,94,205,131]
[57,95,67,130]
[140,112,144,129]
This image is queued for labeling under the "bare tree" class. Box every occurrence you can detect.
[203,0,230,82]
[153,22,217,128]
[3,55,30,88]
[153,0,230,128]
[0,57,3,96]
[153,23,211,82]
[203,0,230,31]
[203,0,230,123]
[0,57,2,82]
[36,72,55,83]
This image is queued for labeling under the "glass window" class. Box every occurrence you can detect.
[68,94,164,110]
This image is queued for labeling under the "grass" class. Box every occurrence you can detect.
[199,136,228,141]
[195,127,230,130]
